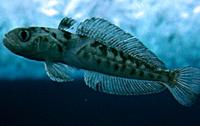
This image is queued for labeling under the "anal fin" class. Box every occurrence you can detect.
[84,71,166,95]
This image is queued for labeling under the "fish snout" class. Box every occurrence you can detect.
[3,33,19,53]
[3,33,10,48]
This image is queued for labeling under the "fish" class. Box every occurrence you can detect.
[3,17,200,106]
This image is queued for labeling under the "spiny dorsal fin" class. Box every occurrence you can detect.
[84,71,166,95]
[58,17,80,34]
[76,17,165,68]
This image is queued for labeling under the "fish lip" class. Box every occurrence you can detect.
[3,36,12,48]
[3,35,19,52]
[3,35,10,47]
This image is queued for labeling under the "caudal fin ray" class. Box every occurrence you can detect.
[165,67,200,106]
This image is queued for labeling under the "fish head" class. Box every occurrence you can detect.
[3,27,64,61]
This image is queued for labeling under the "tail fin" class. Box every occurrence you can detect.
[164,67,200,107]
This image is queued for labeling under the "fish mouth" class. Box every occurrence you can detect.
[3,35,11,48]
[3,35,20,53]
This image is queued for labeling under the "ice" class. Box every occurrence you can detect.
[0,0,200,79]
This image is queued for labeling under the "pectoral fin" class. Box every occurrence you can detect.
[44,61,75,82]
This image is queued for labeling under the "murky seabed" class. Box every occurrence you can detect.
[0,79,199,126]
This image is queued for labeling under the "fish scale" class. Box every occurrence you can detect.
[76,41,170,82]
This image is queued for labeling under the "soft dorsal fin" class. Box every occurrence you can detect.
[58,17,80,34]
[44,61,75,82]
[76,17,165,68]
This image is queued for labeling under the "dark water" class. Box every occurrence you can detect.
[0,79,199,126]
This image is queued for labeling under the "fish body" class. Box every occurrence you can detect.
[3,17,200,106]
[76,40,172,82]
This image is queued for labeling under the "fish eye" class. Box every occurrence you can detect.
[18,29,31,42]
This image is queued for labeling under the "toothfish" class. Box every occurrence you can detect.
[3,17,200,106]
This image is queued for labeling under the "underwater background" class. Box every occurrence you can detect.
[0,0,200,126]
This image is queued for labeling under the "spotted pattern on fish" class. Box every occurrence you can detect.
[90,41,100,47]
[3,17,200,107]
[75,41,173,81]
[110,48,118,57]
[51,32,57,39]
[63,31,72,40]
[57,44,63,53]
[130,69,136,75]
[41,27,50,33]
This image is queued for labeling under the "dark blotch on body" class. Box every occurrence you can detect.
[105,60,110,66]
[41,27,50,33]
[148,73,155,79]
[144,64,151,69]
[168,71,176,81]
[82,52,89,59]
[57,44,63,53]
[129,56,136,64]
[79,35,87,38]
[99,45,107,56]
[130,69,136,75]
[96,58,101,64]
[110,48,118,56]
[91,41,100,47]
[113,64,119,71]
[52,33,57,39]
[157,75,162,80]
[135,60,140,68]
[29,27,38,32]
[139,71,144,77]
[43,37,49,42]
[119,51,127,61]
[64,31,71,40]
[120,65,126,71]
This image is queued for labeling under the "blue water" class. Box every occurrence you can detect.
[1,0,200,125]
